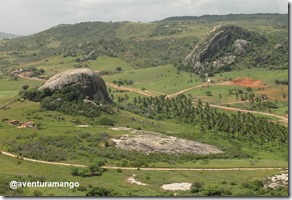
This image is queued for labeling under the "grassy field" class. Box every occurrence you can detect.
[0,154,285,196]
[104,64,203,94]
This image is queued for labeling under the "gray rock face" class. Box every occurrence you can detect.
[274,43,283,50]
[182,25,266,73]
[233,39,252,54]
[213,55,236,68]
[38,68,111,102]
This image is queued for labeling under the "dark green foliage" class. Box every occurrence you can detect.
[86,187,112,196]
[203,185,222,196]
[206,91,212,96]
[77,186,87,192]
[89,160,106,176]
[127,95,288,153]
[33,190,43,196]
[246,87,253,91]
[70,167,80,176]
[274,79,288,85]
[8,132,109,162]
[115,67,122,71]
[98,117,115,126]
[22,85,29,90]
[241,180,264,191]
[191,182,204,193]
[112,79,134,86]
[21,85,105,117]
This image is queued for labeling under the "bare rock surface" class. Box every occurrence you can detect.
[161,183,192,191]
[127,174,147,186]
[111,128,222,155]
[233,39,252,54]
[38,68,110,101]
[264,172,288,189]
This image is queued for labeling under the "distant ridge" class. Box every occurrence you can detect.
[162,13,288,23]
[0,31,20,39]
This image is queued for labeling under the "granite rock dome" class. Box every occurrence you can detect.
[38,68,111,102]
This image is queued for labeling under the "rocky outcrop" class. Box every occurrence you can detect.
[274,43,284,50]
[233,39,252,54]
[213,55,236,68]
[182,25,266,73]
[38,68,111,102]
[264,172,288,189]
[86,51,97,60]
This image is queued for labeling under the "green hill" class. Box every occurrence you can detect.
[0,31,20,39]
[0,14,287,74]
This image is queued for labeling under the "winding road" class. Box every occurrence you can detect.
[0,151,286,171]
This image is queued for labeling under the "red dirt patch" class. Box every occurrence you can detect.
[231,77,264,88]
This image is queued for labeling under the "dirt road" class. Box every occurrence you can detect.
[0,151,286,171]
[18,73,288,123]
[106,82,156,97]
[209,104,288,122]
[18,74,46,82]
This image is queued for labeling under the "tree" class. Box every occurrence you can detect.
[89,160,105,176]
[70,167,79,176]
[78,168,90,177]
[115,67,122,71]
[33,190,43,196]
[206,91,212,96]
[246,87,253,92]
[86,187,112,196]
[22,85,29,90]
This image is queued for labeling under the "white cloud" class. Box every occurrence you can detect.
[0,0,287,35]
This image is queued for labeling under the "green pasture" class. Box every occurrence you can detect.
[0,154,285,196]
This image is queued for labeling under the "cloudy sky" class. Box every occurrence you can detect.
[0,0,288,35]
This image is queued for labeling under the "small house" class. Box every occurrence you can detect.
[18,121,35,128]
[10,120,20,126]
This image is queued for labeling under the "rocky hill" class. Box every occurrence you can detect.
[181,25,268,75]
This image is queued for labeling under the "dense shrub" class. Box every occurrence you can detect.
[98,117,115,126]
[86,187,112,196]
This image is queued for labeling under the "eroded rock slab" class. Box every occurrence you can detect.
[161,183,192,191]
[111,129,222,155]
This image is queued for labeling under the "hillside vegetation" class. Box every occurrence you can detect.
[0,31,20,40]
[0,14,287,74]
[0,13,288,197]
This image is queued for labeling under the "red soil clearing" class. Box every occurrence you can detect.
[231,77,264,88]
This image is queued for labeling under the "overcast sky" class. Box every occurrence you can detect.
[0,0,288,35]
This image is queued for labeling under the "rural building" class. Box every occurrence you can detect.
[18,121,35,128]
[10,120,20,126]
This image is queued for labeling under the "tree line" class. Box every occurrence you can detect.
[128,94,288,150]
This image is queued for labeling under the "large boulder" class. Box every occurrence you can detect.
[233,39,252,54]
[38,68,111,102]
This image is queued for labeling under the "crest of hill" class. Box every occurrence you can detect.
[38,68,111,102]
[0,14,287,71]
[0,31,20,39]
[162,13,288,24]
